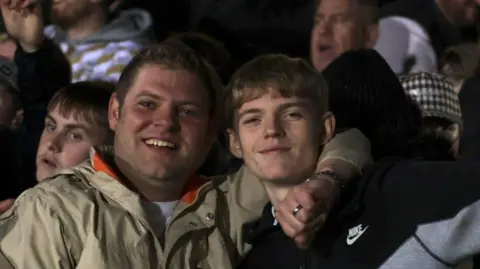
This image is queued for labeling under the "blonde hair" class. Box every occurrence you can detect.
[224,54,329,128]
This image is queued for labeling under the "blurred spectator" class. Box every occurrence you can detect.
[310,0,379,71]
[43,0,153,82]
[439,43,480,92]
[0,124,22,200]
[0,57,22,130]
[400,72,462,159]
[438,43,480,161]
[323,49,423,160]
[458,76,480,160]
[1,1,74,186]
[0,58,23,201]
[182,0,317,66]
[168,32,233,84]
[0,37,15,60]
[35,81,113,182]
[375,0,479,74]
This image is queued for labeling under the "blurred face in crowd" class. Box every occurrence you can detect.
[311,0,379,71]
[36,106,105,181]
[0,91,14,127]
[50,0,103,29]
[424,117,462,158]
[109,65,215,187]
[436,0,480,26]
[0,89,22,130]
[228,90,334,186]
[0,39,17,61]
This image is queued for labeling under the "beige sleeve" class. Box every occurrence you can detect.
[0,190,75,269]
[319,128,373,173]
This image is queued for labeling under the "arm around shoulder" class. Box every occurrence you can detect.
[318,128,372,181]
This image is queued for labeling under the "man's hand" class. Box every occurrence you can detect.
[275,174,339,249]
[0,0,44,52]
[0,199,14,213]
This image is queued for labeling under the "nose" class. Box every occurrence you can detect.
[263,115,285,139]
[152,103,180,132]
[314,18,332,36]
[45,132,63,153]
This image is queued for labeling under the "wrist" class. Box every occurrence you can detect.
[307,170,346,208]
[314,170,347,190]
[19,36,45,53]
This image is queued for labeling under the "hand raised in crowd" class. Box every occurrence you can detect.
[0,199,14,214]
[0,0,45,52]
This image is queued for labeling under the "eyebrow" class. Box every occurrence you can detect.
[136,90,204,108]
[238,100,311,118]
[45,115,90,131]
[238,108,263,119]
[275,101,312,114]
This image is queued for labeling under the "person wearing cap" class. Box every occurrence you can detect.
[400,72,463,159]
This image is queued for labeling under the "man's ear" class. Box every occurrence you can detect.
[10,109,23,130]
[227,129,243,159]
[108,93,120,131]
[320,112,336,146]
[366,23,379,48]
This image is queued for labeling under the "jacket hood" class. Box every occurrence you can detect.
[51,9,153,44]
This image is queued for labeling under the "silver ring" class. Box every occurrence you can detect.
[292,205,303,217]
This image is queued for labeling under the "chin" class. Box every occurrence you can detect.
[36,169,52,182]
[257,167,299,183]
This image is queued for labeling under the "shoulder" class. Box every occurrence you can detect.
[365,160,480,217]
[105,40,144,56]
[206,166,268,219]
[2,163,98,223]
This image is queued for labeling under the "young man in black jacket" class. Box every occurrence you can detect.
[230,54,480,269]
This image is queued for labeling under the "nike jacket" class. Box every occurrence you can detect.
[239,159,480,269]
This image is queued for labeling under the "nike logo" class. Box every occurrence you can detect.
[346,224,369,245]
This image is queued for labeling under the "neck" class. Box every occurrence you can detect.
[114,155,186,202]
[67,10,108,40]
[263,181,298,208]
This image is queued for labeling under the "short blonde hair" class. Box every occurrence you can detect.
[224,54,329,128]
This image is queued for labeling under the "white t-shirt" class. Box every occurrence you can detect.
[375,16,437,74]
[142,200,178,238]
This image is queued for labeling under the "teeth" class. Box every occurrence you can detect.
[144,139,176,148]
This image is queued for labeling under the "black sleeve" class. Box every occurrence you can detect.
[382,161,480,224]
[14,38,71,106]
[13,39,71,187]
[458,76,480,160]
[0,126,23,200]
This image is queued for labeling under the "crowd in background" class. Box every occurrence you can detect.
[0,0,480,268]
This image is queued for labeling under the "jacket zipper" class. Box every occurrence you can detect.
[163,181,213,266]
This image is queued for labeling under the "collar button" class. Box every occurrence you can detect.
[206,213,214,220]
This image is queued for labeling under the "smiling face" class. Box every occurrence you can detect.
[109,64,215,185]
[36,106,104,181]
[229,90,334,185]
